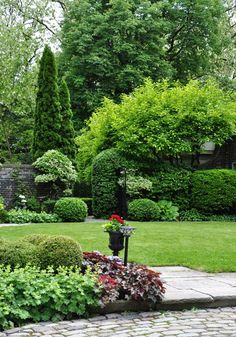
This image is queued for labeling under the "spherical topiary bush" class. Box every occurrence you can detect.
[21,234,49,246]
[37,235,83,269]
[54,197,88,222]
[0,241,39,267]
[128,198,160,221]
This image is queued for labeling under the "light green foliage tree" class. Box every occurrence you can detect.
[32,45,62,159]
[59,79,76,160]
[76,79,236,182]
[59,0,229,121]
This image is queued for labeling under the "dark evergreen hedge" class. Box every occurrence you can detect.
[191,169,236,214]
[150,166,192,210]
[92,149,124,218]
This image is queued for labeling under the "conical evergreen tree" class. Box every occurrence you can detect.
[32,45,62,159]
[58,79,76,161]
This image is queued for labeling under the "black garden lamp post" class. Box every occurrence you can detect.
[120,226,135,266]
[116,168,128,219]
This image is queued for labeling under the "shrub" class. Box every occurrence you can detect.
[0,241,39,267]
[7,210,60,224]
[21,234,49,245]
[32,150,77,199]
[92,148,124,218]
[54,197,87,222]
[208,214,236,222]
[191,169,236,214]
[80,197,93,215]
[150,166,192,210]
[0,199,8,223]
[37,235,83,269]
[118,173,153,200]
[41,199,57,213]
[0,265,100,330]
[156,200,179,221]
[26,196,41,212]
[179,209,206,221]
[83,251,165,305]
[128,198,159,221]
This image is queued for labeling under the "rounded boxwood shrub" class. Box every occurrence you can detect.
[37,235,83,268]
[191,169,236,214]
[54,197,88,222]
[128,198,159,221]
[21,234,49,245]
[0,241,39,267]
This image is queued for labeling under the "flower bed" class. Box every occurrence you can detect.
[83,251,165,305]
[0,234,165,330]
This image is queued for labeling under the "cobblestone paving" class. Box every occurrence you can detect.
[1,307,236,337]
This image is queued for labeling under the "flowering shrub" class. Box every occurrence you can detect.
[83,251,165,305]
[102,214,125,232]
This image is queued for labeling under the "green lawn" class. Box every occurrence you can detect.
[0,221,235,273]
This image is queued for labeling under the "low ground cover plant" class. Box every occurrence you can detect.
[0,265,101,330]
[7,210,60,224]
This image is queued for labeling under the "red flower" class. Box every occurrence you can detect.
[109,214,124,224]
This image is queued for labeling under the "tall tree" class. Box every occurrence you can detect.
[59,0,229,122]
[0,0,63,163]
[32,45,62,159]
[59,79,76,160]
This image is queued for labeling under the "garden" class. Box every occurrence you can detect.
[1,0,236,332]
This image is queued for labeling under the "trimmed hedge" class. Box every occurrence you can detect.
[54,197,87,222]
[150,167,192,210]
[0,241,39,267]
[191,169,236,214]
[128,199,159,221]
[80,198,93,215]
[37,235,83,269]
[92,149,124,218]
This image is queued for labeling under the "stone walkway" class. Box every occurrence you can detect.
[1,307,236,337]
[151,266,236,310]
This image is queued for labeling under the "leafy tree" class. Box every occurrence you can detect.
[58,79,76,160]
[0,0,63,163]
[33,149,77,198]
[32,45,62,160]
[76,79,236,182]
[59,0,229,121]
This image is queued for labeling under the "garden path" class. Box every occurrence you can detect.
[1,307,236,337]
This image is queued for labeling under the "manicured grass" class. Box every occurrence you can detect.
[0,221,235,272]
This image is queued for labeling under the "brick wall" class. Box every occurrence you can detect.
[0,165,37,209]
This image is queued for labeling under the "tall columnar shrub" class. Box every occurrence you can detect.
[59,79,76,161]
[191,169,236,214]
[32,45,61,160]
[92,149,124,218]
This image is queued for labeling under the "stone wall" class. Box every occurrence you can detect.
[0,165,36,208]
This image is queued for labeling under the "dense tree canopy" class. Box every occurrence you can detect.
[76,79,236,182]
[60,0,229,121]
[59,79,76,161]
